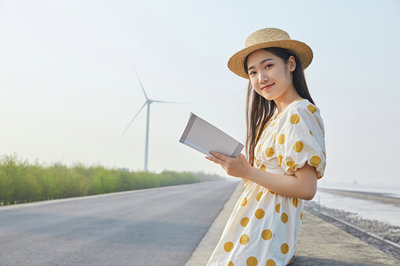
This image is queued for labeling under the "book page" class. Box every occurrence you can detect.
[179,112,244,158]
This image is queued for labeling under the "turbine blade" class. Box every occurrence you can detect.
[136,74,149,100]
[121,102,147,137]
[130,65,149,100]
[152,100,188,104]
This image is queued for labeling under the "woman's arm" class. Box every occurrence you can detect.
[206,151,318,200]
[245,164,317,200]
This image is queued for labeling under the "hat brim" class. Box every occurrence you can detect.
[227,40,313,79]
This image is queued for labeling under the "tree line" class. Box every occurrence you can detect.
[0,153,225,206]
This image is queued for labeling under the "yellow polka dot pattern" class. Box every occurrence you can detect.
[256,191,263,201]
[290,113,300,124]
[292,198,298,208]
[278,133,285,144]
[307,104,317,113]
[300,212,303,220]
[246,256,258,266]
[260,164,266,171]
[281,243,289,254]
[262,229,273,240]
[264,100,325,179]
[277,155,283,166]
[227,261,234,266]
[310,156,321,167]
[275,203,281,213]
[293,141,304,152]
[266,259,276,266]
[286,161,295,170]
[224,241,234,252]
[255,208,265,219]
[241,217,249,227]
[240,234,249,245]
[266,147,274,157]
[254,98,325,179]
[281,212,288,223]
[240,197,247,206]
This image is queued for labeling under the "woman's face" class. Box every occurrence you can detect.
[246,49,296,101]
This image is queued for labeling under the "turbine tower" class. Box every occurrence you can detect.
[121,69,184,172]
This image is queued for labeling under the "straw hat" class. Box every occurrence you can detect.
[227,28,313,79]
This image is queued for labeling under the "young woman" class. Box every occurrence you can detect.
[205,28,326,266]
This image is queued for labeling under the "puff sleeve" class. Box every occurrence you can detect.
[276,102,326,179]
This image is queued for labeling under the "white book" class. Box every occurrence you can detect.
[179,112,244,158]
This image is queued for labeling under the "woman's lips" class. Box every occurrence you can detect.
[261,83,274,90]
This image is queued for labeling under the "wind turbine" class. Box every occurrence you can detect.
[121,69,185,172]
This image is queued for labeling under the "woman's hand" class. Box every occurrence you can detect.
[205,151,252,178]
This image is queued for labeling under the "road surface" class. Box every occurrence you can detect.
[0,180,239,266]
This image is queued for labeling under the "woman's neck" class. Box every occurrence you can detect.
[273,88,301,116]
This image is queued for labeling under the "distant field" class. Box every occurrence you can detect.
[0,153,225,206]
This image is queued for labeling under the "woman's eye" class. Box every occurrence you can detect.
[249,71,256,76]
[265,64,273,69]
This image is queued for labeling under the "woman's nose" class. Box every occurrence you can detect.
[259,71,268,84]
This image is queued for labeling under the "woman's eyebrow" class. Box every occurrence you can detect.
[247,58,273,71]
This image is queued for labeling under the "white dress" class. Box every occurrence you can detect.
[206,98,326,266]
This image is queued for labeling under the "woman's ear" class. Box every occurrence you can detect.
[288,55,296,72]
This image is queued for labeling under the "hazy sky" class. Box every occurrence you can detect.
[0,0,399,186]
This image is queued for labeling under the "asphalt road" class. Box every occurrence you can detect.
[0,180,239,266]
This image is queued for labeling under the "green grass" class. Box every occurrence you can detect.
[0,153,224,206]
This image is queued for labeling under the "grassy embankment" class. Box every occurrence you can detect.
[0,153,225,206]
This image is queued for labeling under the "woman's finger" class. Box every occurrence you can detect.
[213,157,224,165]
[207,154,224,165]
[210,151,228,161]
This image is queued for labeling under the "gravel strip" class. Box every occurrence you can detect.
[304,201,400,260]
